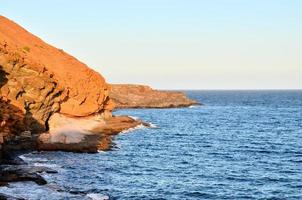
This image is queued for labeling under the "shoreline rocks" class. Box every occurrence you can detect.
[0,151,54,189]
[110,84,199,109]
[0,165,49,186]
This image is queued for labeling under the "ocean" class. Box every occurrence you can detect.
[1,90,302,200]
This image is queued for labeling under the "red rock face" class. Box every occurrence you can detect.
[110,84,199,108]
[0,16,150,154]
[0,15,114,127]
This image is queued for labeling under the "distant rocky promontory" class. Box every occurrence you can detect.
[110,84,199,109]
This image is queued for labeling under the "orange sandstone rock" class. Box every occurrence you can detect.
[0,15,114,129]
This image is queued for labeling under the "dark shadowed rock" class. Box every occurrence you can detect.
[0,165,49,186]
[0,193,25,200]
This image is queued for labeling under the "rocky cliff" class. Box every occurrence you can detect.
[110,84,199,108]
[0,16,113,126]
[0,16,142,155]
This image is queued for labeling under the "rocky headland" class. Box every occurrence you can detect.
[110,84,199,108]
[0,15,149,194]
[0,15,146,158]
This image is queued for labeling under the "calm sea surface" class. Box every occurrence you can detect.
[1,91,302,200]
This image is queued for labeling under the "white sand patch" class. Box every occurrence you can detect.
[49,127,93,143]
[48,113,105,131]
[43,113,107,144]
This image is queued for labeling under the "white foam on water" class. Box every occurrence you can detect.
[128,115,158,128]
[0,181,81,200]
[19,153,62,171]
[18,154,32,162]
[19,154,48,163]
[120,124,146,134]
[33,162,60,169]
[87,193,110,200]
[189,105,198,108]
[128,115,139,120]
[149,122,158,128]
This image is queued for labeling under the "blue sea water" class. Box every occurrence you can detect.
[1,90,302,200]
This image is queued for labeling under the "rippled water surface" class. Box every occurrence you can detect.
[1,91,302,199]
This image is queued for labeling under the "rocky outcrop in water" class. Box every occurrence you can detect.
[110,84,199,108]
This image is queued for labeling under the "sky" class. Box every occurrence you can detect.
[1,0,302,89]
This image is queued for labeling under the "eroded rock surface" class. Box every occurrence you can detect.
[38,113,146,152]
[110,84,199,108]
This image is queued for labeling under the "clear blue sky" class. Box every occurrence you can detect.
[1,0,302,89]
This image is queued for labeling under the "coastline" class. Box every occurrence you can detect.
[0,117,150,199]
[0,15,199,199]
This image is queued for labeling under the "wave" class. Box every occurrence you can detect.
[33,162,61,169]
[19,153,61,170]
[120,124,146,134]
[129,115,158,128]
[19,154,48,163]
[189,105,199,108]
[149,122,157,128]
[128,115,139,120]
